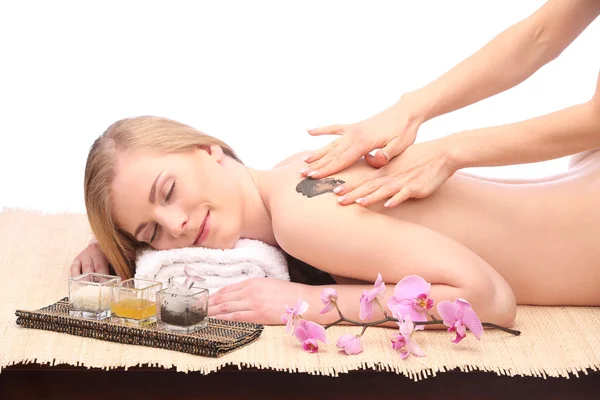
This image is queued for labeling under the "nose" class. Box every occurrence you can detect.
[154,207,188,238]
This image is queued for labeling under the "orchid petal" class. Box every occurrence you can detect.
[399,315,415,338]
[337,334,355,348]
[346,338,363,355]
[285,313,294,333]
[373,273,386,298]
[436,300,458,326]
[386,296,402,311]
[410,340,426,357]
[359,295,374,320]
[452,331,466,344]
[293,320,308,341]
[302,338,319,353]
[183,264,206,283]
[295,299,309,316]
[304,320,328,344]
[320,288,338,304]
[391,304,425,330]
[461,306,484,340]
[394,275,431,300]
[319,302,336,314]
[374,273,384,288]
[337,334,363,355]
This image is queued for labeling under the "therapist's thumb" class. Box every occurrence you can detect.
[365,137,403,168]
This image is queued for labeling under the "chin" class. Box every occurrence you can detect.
[202,228,240,250]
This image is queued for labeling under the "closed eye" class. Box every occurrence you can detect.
[149,223,159,243]
[149,181,176,243]
[166,181,176,202]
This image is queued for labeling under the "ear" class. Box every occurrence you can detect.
[199,144,225,163]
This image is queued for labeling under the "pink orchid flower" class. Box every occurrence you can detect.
[183,264,206,288]
[437,298,484,343]
[320,288,338,314]
[336,334,363,355]
[281,297,309,333]
[359,273,386,320]
[294,320,329,353]
[387,275,434,330]
[390,315,425,359]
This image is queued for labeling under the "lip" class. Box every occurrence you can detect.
[193,211,210,246]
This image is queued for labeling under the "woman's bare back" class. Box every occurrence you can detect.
[269,150,600,306]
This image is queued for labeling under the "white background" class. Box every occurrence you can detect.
[1,1,599,213]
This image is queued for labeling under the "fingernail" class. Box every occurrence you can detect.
[307,170,318,177]
[299,168,308,174]
[302,154,312,162]
[379,150,389,161]
[384,199,394,207]
[355,198,365,204]
[337,196,347,203]
[333,185,344,194]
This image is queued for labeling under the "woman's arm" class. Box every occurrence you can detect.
[445,72,600,170]
[271,187,516,327]
[410,0,600,123]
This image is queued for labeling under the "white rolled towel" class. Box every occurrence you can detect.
[134,239,290,294]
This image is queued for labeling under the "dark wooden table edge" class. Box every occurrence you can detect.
[1,362,599,400]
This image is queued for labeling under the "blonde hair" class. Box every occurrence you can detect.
[84,116,241,279]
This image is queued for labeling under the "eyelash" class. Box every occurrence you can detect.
[149,181,176,243]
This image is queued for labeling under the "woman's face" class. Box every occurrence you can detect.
[111,145,244,251]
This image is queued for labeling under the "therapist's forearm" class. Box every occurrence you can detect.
[446,100,600,170]
[407,0,599,124]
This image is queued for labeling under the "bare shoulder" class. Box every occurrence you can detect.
[272,151,312,168]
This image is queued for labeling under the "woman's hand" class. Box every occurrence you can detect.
[70,241,110,276]
[302,95,423,179]
[208,278,302,325]
[336,139,456,207]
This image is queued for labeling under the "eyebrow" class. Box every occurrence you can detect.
[134,170,163,239]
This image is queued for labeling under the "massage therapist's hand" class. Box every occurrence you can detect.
[70,240,110,276]
[302,95,423,179]
[208,278,301,325]
[337,138,456,208]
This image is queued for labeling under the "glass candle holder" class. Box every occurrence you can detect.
[157,276,209,333]
[68,273,121,320]
[110,278,162,326]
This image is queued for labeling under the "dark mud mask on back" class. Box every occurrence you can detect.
[296,177,345,198]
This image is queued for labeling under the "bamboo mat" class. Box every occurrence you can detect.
[1,209,599,379]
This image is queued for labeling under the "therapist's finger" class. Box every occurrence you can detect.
[305,144,365,179]
[337,175,389,206]
[384,187,413,208]
[307,124,346,137]
[359,180,406,207]
[365,149,390,168]
[301,140,337,167]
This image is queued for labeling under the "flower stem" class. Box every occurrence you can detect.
[412,319,521,336]
[375,299,389,318]
[323,313,521,336]
[481,322,521,336]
